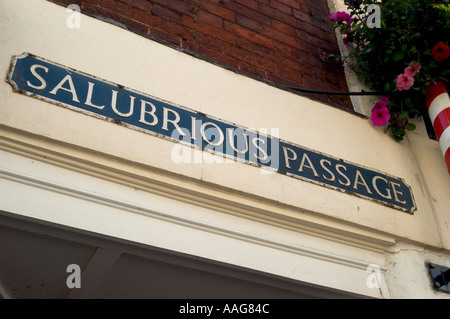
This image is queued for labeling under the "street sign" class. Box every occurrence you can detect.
[6,53,416,213]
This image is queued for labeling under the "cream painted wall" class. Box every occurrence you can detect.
[1,0,449,298]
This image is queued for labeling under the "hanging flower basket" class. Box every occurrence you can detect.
[323,0,450,141]
[426,81,450,173]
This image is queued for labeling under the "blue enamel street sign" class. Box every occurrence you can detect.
[6,53,416,213]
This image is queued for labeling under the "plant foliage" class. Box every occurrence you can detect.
[325,0,450,141]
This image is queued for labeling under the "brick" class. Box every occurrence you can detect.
[258,3,297,26]
[97,0,115,8]
[293,8,331,32]
[150,0,198,16]
[336,96,353,110]
[182,16,236,45]
[81,3,119,20]
[150,27,181,46]
[198,47,240,69]
[199,1,235,22]
[325,71,343,88]
[271,20,296,37]
[236,37,274,59]
[237,61,267,79]
[56,0,82,6]
[98,0,130,17]
[233,0,258,10]
[270,0,292,15]
[193,32,225,54]
[303,75,338,92]
[277,0,301,9]
[223,1,272,26]
[131,7,154,25]
[152,4,182,23]
[302,23,332,42]
[273,42,301,59]
[82,0,99,7]
[309,0,328,13]
[300,32,336,53]
[236,14,263,32]
[274,54,305,73]
[122,16,150,34]
[197,10,223,28]
[249,56,277,74]
[312,68,327,83]
[266,72,300,87]
[84,3,150,33]
[297,3,312,15]
[127,0,152,11]
[224,21,274,49]
[276,63,304,83]
[262,25,309,52]
[298,50,327,69]
[156,19,194,40]
[224,44,277,73]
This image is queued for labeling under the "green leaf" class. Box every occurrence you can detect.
[408,46,417,54]
[405,97,417,110]
[405,123,416,131]
[398,111,409,121]
[429,61,438,68]
[393,51,404,61]
[393,127,405,136]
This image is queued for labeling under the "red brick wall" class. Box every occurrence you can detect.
[52,0,352,110]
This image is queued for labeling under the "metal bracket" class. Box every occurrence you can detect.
[427,262,450,293]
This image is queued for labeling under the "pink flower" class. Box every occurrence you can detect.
[391,112,407,127]
[329,11,354,24]
[371,98,391,126]
[371,106,390,126]
[343,33,349,45]
[396,73,414,91]
[404,62,421,77]
[381,96,390,104]
[372,100,386,112]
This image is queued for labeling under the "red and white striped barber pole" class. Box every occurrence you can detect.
[426,81,450,174]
